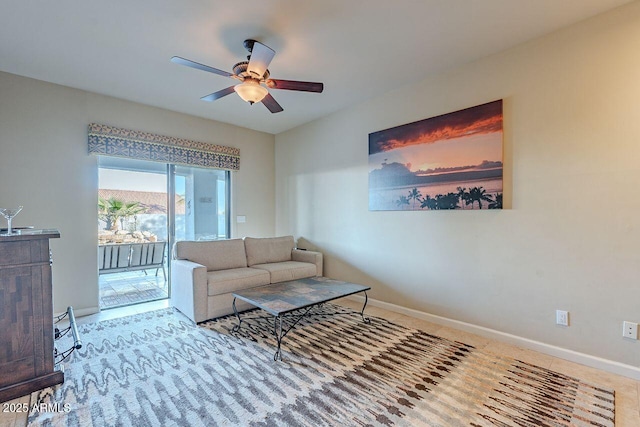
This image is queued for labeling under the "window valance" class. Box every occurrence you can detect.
[88,123,240,171]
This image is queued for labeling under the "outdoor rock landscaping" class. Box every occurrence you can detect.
[98,230,159,244]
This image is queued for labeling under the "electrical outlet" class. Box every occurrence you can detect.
[556,310,569,326]
[623,321,638,339]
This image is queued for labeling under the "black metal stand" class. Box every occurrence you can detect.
[232,292,371,361]
[54,306,82,364]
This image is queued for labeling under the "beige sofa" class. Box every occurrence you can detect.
[170,236,323,323]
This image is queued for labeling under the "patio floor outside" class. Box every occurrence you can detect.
[99,270,168,309]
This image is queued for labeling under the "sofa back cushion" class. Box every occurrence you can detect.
[244,236,294,266]
[173,239,247,271]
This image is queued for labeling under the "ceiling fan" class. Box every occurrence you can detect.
[171,39,324,113]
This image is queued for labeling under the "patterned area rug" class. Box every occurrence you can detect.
[29,306,615,426]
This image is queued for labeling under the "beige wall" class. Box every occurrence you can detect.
[0,72,275,315]
[275,2,640,367]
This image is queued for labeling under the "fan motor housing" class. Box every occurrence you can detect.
[233,61,270,80]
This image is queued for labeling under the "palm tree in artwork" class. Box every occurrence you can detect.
[488,193,503,209]
[407,188,422,210]
[396,195,410,209]
[467,187,493,209]
[420,195,437,210]
[457,187,470,210]
[436,193,460,209]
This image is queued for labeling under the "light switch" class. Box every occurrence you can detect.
[236,215,246,223]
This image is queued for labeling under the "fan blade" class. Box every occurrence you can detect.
[247,41,275,79]
[171,56,233,78]
[261,93,284,113]
[265,79,323,93]
[200,86,235,102]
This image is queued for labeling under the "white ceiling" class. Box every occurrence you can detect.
[0,0,634,134]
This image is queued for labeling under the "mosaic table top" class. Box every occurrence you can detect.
[232,276,370,316]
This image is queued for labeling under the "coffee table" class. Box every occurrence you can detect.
[231,276,371,360]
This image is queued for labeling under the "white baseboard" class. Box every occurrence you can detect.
[348,294,640,381]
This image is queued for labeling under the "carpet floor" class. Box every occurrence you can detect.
[28,305,615,426]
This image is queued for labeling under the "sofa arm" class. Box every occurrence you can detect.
[170,259,208,323]
[292,249,323,276]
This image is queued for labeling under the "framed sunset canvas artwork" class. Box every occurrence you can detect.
[368,100,503,211]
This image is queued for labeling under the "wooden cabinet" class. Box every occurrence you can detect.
[0,229,64,403]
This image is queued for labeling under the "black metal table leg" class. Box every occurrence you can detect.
[232,297,242,332]
[271,305,315,361]
[274,315,283,361]
[361,291,371,324]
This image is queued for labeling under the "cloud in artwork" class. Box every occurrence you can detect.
[369,100,503,155]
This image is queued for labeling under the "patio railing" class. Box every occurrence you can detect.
[98,241,167,280]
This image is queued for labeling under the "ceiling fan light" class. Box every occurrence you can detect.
[234,80,268,104]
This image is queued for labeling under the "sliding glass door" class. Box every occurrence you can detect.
[98,157,229,310]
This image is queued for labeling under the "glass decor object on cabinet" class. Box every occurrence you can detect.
[0,206,23,235]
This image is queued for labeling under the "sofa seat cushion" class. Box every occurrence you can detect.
[207,267,270,296]
[252,261,317,284]
[244,236,294,267]
[175,239,247,271]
